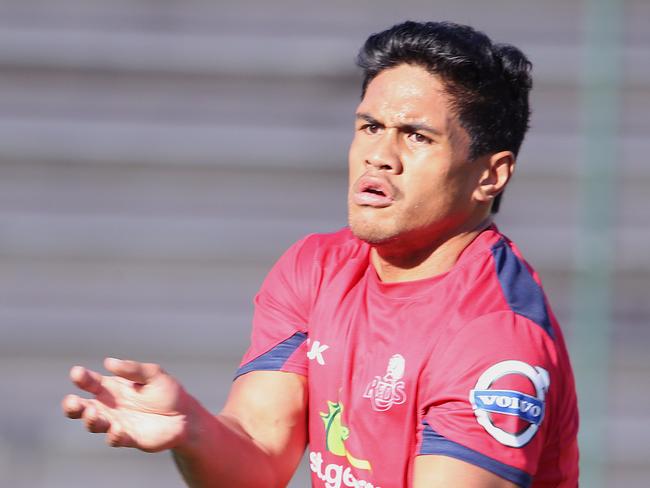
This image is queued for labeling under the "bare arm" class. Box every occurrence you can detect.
[173,371,307,488]
[413,455,519,488]
[62,358,307,488]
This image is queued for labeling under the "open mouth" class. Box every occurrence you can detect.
[364,187,386,196]
[352,176,395,207]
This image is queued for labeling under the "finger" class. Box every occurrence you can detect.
[106,421,137,449]
[83,403,111,434]
[70,365,105,395]
[62,394,88,419]
[104,358,162,384]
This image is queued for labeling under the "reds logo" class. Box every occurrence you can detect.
[363,354,406,412]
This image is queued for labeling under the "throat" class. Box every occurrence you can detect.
[371,246,455,283]
[370,220,492,283]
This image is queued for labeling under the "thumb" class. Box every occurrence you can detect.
[104,358,163,384]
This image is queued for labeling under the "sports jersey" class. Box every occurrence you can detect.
[237,225,579,488]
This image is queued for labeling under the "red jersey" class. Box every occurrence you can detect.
[237,226,579,488]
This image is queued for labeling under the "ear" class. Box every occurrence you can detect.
[473,151,515,204]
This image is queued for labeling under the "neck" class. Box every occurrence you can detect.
[370,218,492,283]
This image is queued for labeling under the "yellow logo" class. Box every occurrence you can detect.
[320,400,372,471]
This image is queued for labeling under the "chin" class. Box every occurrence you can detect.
[348,216,400,245]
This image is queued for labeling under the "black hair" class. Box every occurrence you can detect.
[356,21,532,213]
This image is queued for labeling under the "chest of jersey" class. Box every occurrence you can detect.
[304,266,458,487]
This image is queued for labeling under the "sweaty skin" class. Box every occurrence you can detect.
[320,400,372,471]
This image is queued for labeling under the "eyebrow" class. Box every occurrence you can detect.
[355,112,443,137]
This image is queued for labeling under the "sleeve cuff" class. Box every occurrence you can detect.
[235,332,308,379]
[418,421,532,488]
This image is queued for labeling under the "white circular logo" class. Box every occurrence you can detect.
[469,360,550,447]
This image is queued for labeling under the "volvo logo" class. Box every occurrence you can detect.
[469,360,550,447]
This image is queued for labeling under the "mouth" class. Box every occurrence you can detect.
[351,175,395,208]
[363,186,386,197]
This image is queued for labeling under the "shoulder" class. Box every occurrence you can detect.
[437,229,573,393]
[430,229,571,380]
[487,235,556,339]
[450,227,557,343]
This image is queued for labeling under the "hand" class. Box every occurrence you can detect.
[62,358,194,452]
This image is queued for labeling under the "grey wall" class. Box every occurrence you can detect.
[0,1,648,486]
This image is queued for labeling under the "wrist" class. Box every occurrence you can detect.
[173,394,214,455]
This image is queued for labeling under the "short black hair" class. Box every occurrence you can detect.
[356,21,532,213]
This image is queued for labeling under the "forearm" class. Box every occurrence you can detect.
[63,361,305,485]
[172,401,281,488]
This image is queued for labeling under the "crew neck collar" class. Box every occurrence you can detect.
[366,224,501,299]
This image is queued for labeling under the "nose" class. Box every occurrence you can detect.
[365,131,403,173]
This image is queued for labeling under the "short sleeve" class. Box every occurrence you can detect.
[417,311,558,487]
[236,235,320,378]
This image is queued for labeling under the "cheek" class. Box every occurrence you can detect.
[349,130,364,153]
[348,141,366,181]
[402,165,440,203]
[402,170,463,219]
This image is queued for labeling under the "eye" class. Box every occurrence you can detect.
[408,132,432,144]
[360,123,381,135]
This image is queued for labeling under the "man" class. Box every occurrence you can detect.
[63,21,579,487]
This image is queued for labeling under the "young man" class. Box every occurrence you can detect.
[63,21,579,487]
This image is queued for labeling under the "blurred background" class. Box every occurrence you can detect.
[0,0,647,486]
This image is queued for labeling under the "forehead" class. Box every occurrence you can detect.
[358,64,453,126]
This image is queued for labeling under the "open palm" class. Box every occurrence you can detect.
[62,358,192,452]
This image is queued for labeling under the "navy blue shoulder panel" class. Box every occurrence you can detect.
[420,422,532,488]
[491,240,555,339]
[235,332,308,379]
